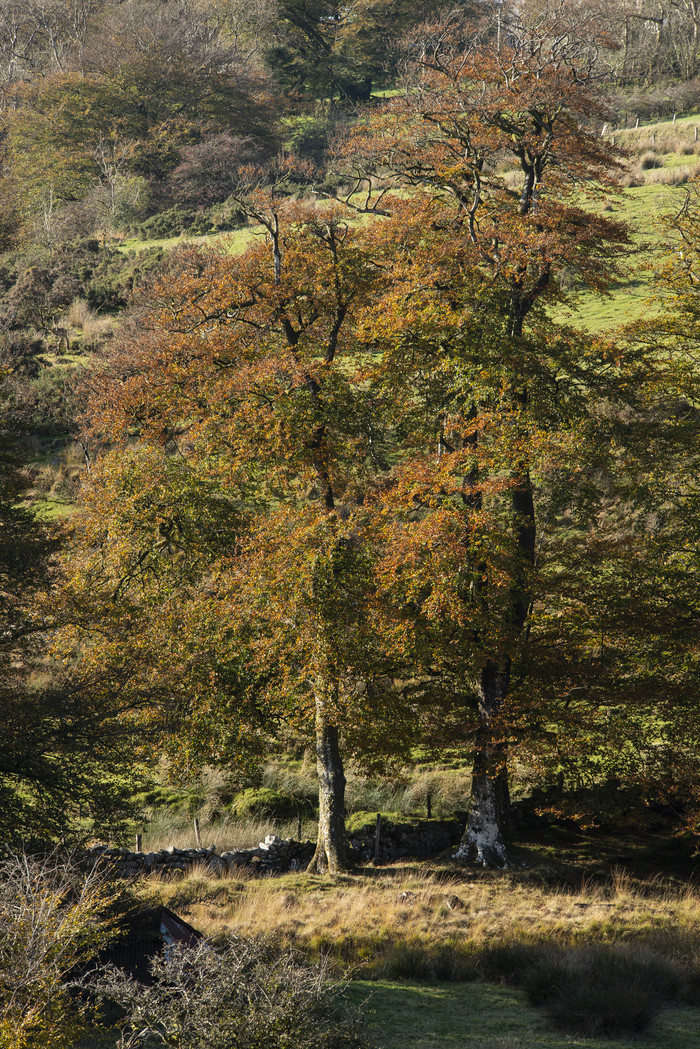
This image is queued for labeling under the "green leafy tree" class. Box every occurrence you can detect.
[264,0,474,107]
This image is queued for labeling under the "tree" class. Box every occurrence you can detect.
[263,0,472,107]
[7,38,279,219]
[57,443,268,786]
[338,5,632,864]
[61,198,407,872]
[170,133,269,208]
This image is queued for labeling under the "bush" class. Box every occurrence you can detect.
[90,937,370,1049]
[543,976,658,1037]
[381,939,478,983]
[132,208,198,240]
[0,852,122,1049]
[28,363,85,437]
[230,786,315,820]
[639,150,662,170]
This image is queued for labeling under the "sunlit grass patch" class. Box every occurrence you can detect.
[138,860,700,979]
[550,180,688,332]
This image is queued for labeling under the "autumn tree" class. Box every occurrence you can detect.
[57,443,268,788]
[338,6,633,865]
[61,196,410,872]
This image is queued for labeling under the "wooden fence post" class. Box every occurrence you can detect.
[297,812,303,840]
[427,794,432,819]
[135,833,142,853]
[193,816,202,848]
[373,813,382,866]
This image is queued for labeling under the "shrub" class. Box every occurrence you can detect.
[230,786,315,820]
[0,332,45,377]
[133,208,196,241]
[89,937,370,1049]
[639,150,662,170]
[0,852,121,1049]
[542,975,659,1037]
[28,363,84,437]
[382,940,435,981]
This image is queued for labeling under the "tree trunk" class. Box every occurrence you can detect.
[456,467,535,868]
[454,661,511,867]
[307,685,347,874]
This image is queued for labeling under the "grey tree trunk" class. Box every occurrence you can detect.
[456,468,535,868]
[307,687,347,874]
[454,662,511,867]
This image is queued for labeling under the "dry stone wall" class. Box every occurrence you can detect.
[87,817,466,877]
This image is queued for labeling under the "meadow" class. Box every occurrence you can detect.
[115,740,700,1049]
[124,847,700,1048]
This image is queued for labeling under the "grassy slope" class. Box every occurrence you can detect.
[550,111,700,333]
[118,225,253,255]
[552,181,686,333]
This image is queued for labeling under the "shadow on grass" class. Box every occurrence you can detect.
[349,977,700,1049]
[481,940,700,1038]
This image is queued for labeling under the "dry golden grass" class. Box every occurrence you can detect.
[64,296,113,350]
[66,297,94,329]
[140,814,319,853]
[138,861,700,979]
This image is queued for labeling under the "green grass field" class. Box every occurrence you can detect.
[552,180,688,333]
[118,225,254,255]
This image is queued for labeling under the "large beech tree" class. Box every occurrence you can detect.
[339,7,632,865]
[64,200,403,872]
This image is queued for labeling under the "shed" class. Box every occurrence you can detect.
[91,906,202,985]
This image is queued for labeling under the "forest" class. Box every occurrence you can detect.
[5,1,700,1045]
